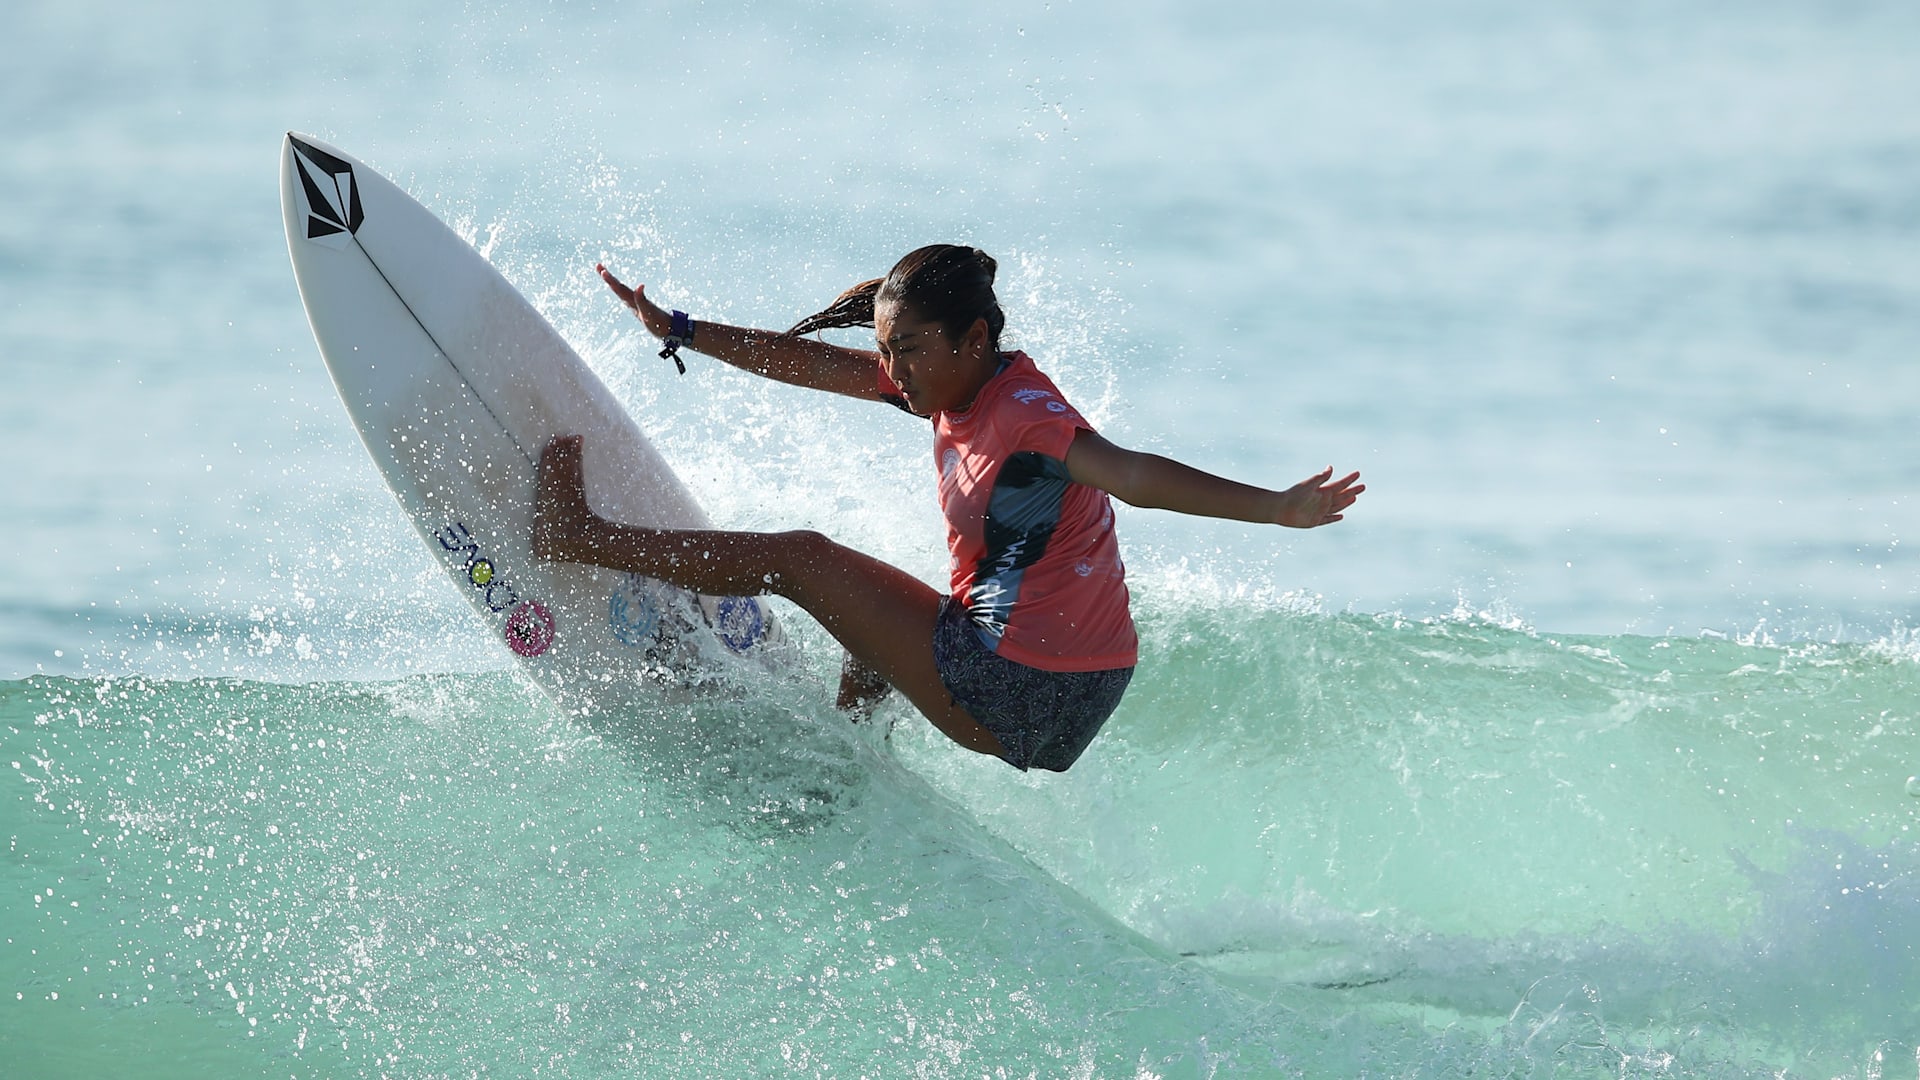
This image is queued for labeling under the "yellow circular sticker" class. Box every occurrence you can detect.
[468,559,495,586]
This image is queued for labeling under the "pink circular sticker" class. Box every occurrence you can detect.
[504,601,556,657]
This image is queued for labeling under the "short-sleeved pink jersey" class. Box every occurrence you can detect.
[880,352,1137,672]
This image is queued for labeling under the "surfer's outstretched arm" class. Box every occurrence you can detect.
[597,264,883,401]
[1064,430,1364,529]
[533,435,1005,758]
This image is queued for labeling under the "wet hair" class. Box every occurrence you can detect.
[787,244,1005,351]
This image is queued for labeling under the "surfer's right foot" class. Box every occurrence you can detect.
[533,435,594,562]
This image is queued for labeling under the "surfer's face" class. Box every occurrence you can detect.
[876,303,993,415]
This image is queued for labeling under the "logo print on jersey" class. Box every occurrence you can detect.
[289,135,364,249]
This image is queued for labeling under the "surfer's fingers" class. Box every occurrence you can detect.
[625,286,678,339]
[1288,467,1332,495]
[595,263,638,306]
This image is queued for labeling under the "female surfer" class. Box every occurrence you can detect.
[533,244,1362,772]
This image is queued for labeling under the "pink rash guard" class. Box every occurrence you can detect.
[880,351,1138,672]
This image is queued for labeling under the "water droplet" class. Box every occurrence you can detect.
[1905,775,1920,797]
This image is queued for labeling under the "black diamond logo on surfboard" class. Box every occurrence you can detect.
[290,135,364,247]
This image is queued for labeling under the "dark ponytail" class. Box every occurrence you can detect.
[786,278,883,337]
[787,244,1005,350]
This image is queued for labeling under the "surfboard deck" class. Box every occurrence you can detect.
[279,132,787,704]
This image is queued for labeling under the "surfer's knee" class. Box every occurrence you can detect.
[761,529,849,594]
[771,528,837,569]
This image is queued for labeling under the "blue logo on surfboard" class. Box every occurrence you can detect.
[609,574,668,648]
[609,575,769,655]
[713,596,768,654]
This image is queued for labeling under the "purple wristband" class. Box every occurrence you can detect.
[658,310,694,374]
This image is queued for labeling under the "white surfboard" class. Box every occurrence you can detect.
[279,132,786,704]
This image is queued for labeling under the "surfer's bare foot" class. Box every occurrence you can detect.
[533,435,595,561]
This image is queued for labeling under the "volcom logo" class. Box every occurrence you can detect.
[289,135,364,250]
[940,448,962,476]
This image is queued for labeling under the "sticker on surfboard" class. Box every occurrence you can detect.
[505,601,556,657]
[613,575,771,657]
[609,573,671,649]
[435,521,555,656]
[288,135,363,249]
[712,596,769,654]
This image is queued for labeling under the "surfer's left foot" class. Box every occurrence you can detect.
[533,435,594,562]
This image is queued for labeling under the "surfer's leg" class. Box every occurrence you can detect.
[534,436,1004,758]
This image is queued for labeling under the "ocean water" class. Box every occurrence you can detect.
[6,1,1919,1076]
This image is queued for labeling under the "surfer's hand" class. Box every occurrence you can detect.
[597,264,672,339]
[1274,467,1364,528]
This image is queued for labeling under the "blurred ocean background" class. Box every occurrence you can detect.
[6,1,1919,1075]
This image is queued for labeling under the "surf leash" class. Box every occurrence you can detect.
[659,310,694,375]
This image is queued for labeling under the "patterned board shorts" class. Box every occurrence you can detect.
[931,596,1134,773]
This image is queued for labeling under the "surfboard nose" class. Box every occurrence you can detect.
[283,133,364,248]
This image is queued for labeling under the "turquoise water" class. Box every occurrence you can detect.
[8,617,1919,1075]
[8,1,1920,1075]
